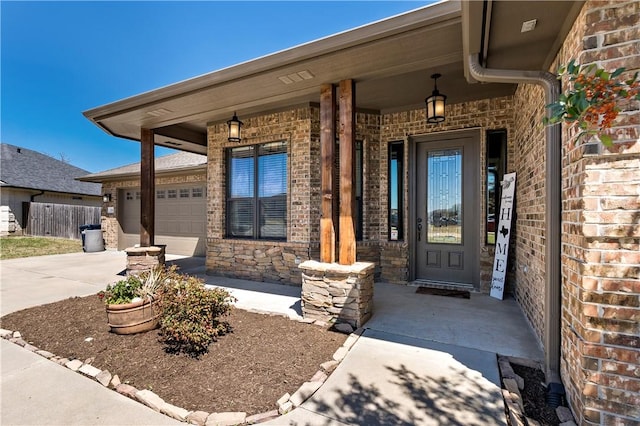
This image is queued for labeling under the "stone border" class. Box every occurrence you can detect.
[497,355,576,426]
[0,313,363,425]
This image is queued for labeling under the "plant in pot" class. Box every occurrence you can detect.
[98,267,168,335]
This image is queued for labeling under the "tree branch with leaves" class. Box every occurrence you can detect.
[544,60,640,146]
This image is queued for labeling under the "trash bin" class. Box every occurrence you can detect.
[80,224,104,252]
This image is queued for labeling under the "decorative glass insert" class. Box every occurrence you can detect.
[180,188,190,198]
[156,190,166,199]
[427,148,462,244]
[167,189,177,199]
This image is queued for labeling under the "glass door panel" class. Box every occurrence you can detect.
[427,149,462,244]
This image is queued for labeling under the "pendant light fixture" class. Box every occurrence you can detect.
[227,112,243,142]
[425,73,446,123]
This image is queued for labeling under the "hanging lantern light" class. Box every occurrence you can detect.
[425,73,446,124]
[227,112,243,142]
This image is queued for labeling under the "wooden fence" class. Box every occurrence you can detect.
[23,202,101,240]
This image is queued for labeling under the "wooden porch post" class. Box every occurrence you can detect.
[140,128,155,247]
[339,79,356,265]
[320,84,336,263]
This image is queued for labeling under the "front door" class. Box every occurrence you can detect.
[415,134,479,287]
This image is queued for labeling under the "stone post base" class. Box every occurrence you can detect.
[299,260,375,329]
[125,246,166,276]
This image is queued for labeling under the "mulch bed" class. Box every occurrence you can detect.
[512,363,560,425]
[0,294,346,416]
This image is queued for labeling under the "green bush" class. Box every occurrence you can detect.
[98,266,172,305]
[158,275,235,356]
[99,275,142,305]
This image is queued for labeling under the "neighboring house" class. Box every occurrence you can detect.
[78,151,207,256]
[0,143,101,235]
[82,1,639,424]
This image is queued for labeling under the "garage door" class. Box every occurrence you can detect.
[118,184,206,256]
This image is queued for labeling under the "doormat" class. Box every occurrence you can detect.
[415,287,470,299]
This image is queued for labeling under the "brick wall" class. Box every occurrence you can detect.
[205,105,383,285]
[511,82,547,350]
[379,97,516,291]
[206,106,317,284]
[555,1,640,424]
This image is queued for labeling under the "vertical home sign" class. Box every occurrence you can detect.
[490,172,516,300]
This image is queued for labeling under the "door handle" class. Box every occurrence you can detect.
[417,218,423,241]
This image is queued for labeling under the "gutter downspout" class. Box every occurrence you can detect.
[467,55,562,386]
[30,190,45,202]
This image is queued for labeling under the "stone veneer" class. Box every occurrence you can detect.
[125,246,166,276]
[299,260,375,328]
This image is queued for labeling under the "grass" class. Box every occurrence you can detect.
[0,236,82,260]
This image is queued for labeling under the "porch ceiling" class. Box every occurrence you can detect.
[84,0,583,155]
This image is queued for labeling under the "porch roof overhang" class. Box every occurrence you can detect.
[83,0,583,155]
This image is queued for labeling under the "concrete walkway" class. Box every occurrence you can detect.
[1,251,543,425]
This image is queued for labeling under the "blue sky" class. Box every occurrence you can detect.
[2,1,425,173]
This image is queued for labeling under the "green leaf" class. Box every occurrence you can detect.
[611,67,625,78]
[599,134,613,146]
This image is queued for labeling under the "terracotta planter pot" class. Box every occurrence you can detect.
[106,299,160,335]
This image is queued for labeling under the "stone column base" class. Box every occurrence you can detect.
[299,260,374,328]
[125,245,166,276]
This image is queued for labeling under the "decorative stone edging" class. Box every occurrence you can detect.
[497,355,576,426]
[0,314,363,426]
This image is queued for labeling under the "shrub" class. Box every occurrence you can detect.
[98,275,142,305]
[157,275,235,356]
[98,266,175,305]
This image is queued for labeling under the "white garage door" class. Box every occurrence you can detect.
[118,184,206,256]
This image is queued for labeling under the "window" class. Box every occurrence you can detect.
[156,190,166,199]
[227,141,287,240]
[355,140,363,241]
[486,130,507,245]
[192,187,204,198]
[335,140,364,241]
[167,189,177,199]
[135,191,141,200]
[126,192,133,201]
[388,141,404,241]
[180,188,190,198]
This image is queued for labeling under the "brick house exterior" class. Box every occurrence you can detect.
[84,1,639,423]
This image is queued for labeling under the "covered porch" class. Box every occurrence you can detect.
[82,0,585,419]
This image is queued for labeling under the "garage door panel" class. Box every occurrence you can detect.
[119,185,206,256]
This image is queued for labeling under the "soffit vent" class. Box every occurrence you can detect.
[147,108,173,117]
[278,70,315,85]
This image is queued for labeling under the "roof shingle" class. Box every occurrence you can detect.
[0,143,101,196]
[78,151,207,182]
